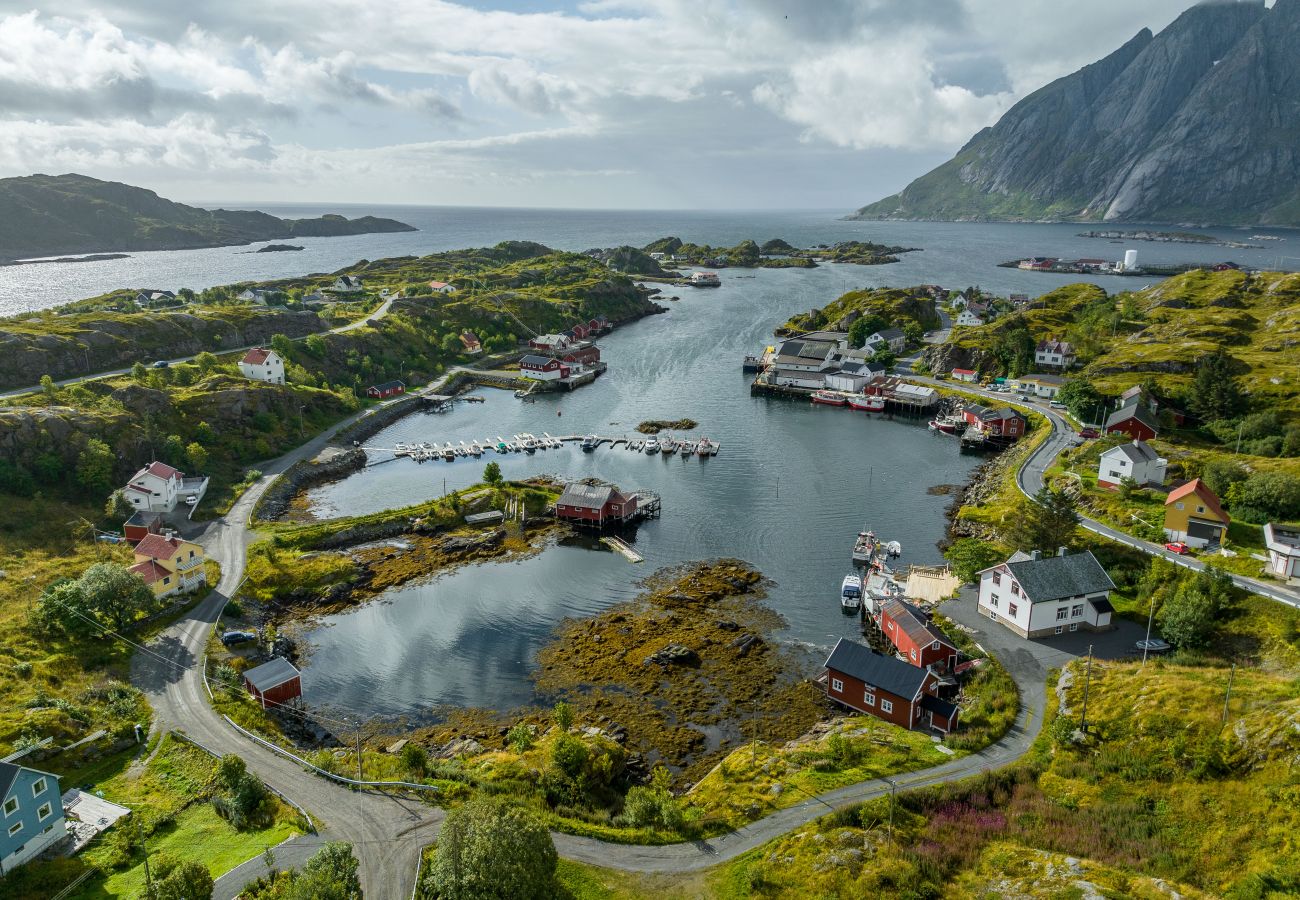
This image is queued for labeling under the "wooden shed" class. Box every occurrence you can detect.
[243,657,302,708]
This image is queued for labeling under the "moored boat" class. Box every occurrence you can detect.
[811,389,847,406]
[928,415,965,434]
[852,530,877,566]
[841,574,863,613]
[847,394,886,412]
[581,434,599,451]
[644,439,659,454]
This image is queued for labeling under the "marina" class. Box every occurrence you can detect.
[366,431,720,462]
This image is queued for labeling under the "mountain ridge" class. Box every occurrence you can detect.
[852,0,1300,226]
[0,173,417,261]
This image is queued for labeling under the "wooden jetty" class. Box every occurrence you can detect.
[601,536,645,563]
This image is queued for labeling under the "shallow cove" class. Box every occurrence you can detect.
[297,264,984,718]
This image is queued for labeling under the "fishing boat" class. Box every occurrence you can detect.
[840,574,863,613]
[581,434,599,452]
[661,437,677,455]
[393,442,411,456]
[852,530,878,567]
[928,415,965,435]
[885,540,902,558]
[847,394,886,412]
[811,389,847,406]
[679,441,695,457]
[644,439,659,454]
[442,444,455,461]
[697,437,718,456]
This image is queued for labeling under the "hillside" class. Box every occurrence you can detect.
[853,0,1300,225]
[0,173,416,261]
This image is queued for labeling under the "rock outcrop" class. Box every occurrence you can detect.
[854,0,1300,226]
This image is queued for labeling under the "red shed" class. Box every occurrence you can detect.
[123,511,163,545]
[822,638,958,733]
[367,380,406,399]
[878,598,959,672]
[571,322,592,339]
[555,483,637,527]
[242,657,302,708]
[558,344,601,366]
[1104,403,1159,442]
[963,405,1026,439]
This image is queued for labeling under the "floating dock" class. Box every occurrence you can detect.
[601,536,644,562]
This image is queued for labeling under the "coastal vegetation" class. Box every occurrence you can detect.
[635,418,697,434]
[777,285,941,337]
[640,236,918,269]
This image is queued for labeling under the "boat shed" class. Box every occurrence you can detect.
[242,657,302,708]
[555,483,638,528]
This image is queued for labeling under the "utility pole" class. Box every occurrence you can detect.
[135,816,154,898]
[356,725,364,782]
[1079,645,1094,733]
[1141,595,1156,667]
[1221,663,1236,725]
[886,778,896,839]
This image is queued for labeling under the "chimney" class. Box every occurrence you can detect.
[1058,546,1068,557]
[1030,549,1042,561]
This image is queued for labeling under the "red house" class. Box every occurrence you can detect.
[123,511,163,545]
[367,380,406,399]
[1104,402,1159,441]
[242,657,302,708]
[555,483,637,527]
[962,404,1027,439]
[822,638,958,733]
[558,344,601,366]
[587,318,602,333]
[571,322,592,339]
[520,355,569,381]
[878,598,959,672]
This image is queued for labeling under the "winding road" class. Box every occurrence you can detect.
[132,329,1297,898]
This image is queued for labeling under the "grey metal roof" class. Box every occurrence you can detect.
[1105,403,1159,433]
[0,762,17,799]
[824,638,929,698]
[1002,551,1116,603]
[243,656,300,692]
[519,354,555,367]
[777,339,834,361]
[1019,373,1065,385]
[1104,440,1160,464]
[876,327,905,340]
[558,482,617,509]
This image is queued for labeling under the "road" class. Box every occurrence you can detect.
[0,295,396,399]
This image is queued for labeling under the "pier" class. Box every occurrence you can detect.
[601,535,645,563]
[358,433,720,461]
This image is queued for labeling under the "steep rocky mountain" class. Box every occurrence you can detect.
[854,0,1300,226]
[0,173,416,261]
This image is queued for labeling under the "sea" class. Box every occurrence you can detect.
[6,205,1282,721]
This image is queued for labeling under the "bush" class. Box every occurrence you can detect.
[212,754,271,829]
[427,799,557,900]
[506,723,535,753]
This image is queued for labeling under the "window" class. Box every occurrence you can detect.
[1008,603,1018,617]
[1054,625,1063,635]
[931,640,940,650]
[863,692,875,707]
[3,797,16,815]
[1196,505,1205,514]
[989,594,998,607]
[8,821,21,837]
[1176,502,1185,510]
[880,699,894,714]
[31,778,45,797]
[37,803,51,822]
[831,678,843,692]
[1011,583,1020,596]
[1071,604,1084,618]
[1057,608,1069,621]
[1070,623,1079,632]
[909,648,917,661]
[992,573,1001,586]
[1109,470,1122,479]
[163,577,170,585]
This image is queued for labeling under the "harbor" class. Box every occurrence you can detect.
[361,431,720,462]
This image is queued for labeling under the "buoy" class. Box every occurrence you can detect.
[557,410,562,416]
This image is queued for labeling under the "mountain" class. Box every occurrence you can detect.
[0,173,417,261]
[853,0,1300,226]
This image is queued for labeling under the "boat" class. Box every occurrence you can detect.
[679,441,695,457]
[393,442,411,456]
[840,574,863,613]
[644,439,659,454]
[852,530,877,567]
[581,434,599,452]
[661,437,677,455]
[688,271,721,287]
[811,390,847,406]
[697,437,718,456]
[885,540,902,558]
[847,394,886,412]
[928,415,965,435]
[519,434,537,453]
[442,443,455,461]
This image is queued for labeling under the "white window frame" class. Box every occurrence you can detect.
[37,802,52,822]
[1054,625,1063,635]
[863,692,875,707]
[3,797,16,816]
[880,699,894,714]
[1057,608,1069,621]
[1071,604,1084,618]
[31,778,46,798]
[8,821,22,837]
[1070,623,1080,632]
[830,678,843,692]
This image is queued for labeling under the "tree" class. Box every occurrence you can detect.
[212,754,270,829]
[1057,379,1105,423]
[80,562,155,630]
[482,462,503,486]
[400,743,428,776]
[105,489,134,521]
[901,320,924,344]
[871,349,896,369]
[427,799,557,900]
[131,361,148,382]
[552,701,573,732]
[506,723,534,752]
[1232,471,1300,521]
[1200,459,1248,499]
[76,438,116,493]
[32,580,97,637]
[270,333,295,360]
[1188,350,1247,423]
[40,374,56,397]
[441,333,462,354]
[848,314,887,349]
[1006,486,1079,553]
[944,538,1005,584]
[1158,566,1234,650]
[162,434,185,466]
[195,352,218,375]
[305,334,327,356]
[147,855,214,900]
[185,442,209,472]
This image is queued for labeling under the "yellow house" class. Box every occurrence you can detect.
[1163,478,1230,549]
[130,533,207,599]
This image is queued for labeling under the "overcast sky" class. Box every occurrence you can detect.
[0,0,1206,210]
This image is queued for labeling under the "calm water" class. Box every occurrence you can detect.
[298,264,978,719]
[3,203,1296,313]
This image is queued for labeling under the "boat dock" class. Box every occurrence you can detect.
[359,433,721,461]
[601,535,645,562]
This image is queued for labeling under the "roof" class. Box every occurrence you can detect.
[429,281,452,289]
[794,330,849,343]
[991,550,1116,603]
[1165,479,1229,523]
[129,560,169,584]
[1036,339,1074,354]
[520,354,558,368]
[134,461,182,482]
[875,327,905,340]
[880,598,954,651]
[134,533,199,562]
[123,511,161,527]
[951,368,976,375]
[989,407,1025,421]
[824,638,930,699]
[241,347,275,365]
[0,761,55,799]
[1017,373,1065,385]
[369,380,405,391]
[920,694,959,720]
[1264,523,1300,557]
[557,482,624,510]
[1102,440,1161,464]
[1089,596,1115,614]
[243,657,301,693]
[1105,403,1159,434]
[777,339,834,362]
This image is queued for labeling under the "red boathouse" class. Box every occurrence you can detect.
[822,638,959,733]
[555,483,638,527]
[242,657,302,708]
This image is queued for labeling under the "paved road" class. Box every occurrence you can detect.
[0,295,396,399]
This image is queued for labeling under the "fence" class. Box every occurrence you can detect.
[168,730,317,834]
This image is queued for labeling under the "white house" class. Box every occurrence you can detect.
[1263,524,1300,582]
[236,288,276,305]
[331,275,364,293]
[977,549,1116,639]
[239,347,286,384]
[519,354,569,381]
[1097,440,1167,489]
[1011,373,1065,398]
[955,309,986,327]
[1035,339,1076,369]
[866,328,907,353]
[428,281,457,294]
[123,462,208,514]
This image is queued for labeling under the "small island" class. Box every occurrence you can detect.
[636,418,698,434]
[1078,229,1261,249]
[1,252,131,267]
[255,244,305,253]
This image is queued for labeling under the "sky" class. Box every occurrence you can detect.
[0,0,1209,210]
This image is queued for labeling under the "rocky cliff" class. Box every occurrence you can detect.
[0,173,416,261]
[854,0,1300,226]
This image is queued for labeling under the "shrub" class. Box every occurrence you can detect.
[427,799,557,900]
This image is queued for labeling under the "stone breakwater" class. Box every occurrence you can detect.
[256,446,367,521]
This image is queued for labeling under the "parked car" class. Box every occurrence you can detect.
[221,630,257,646]
[1164,541,1190,555]
[1078,427,1100,439]
[152,359,169,368]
